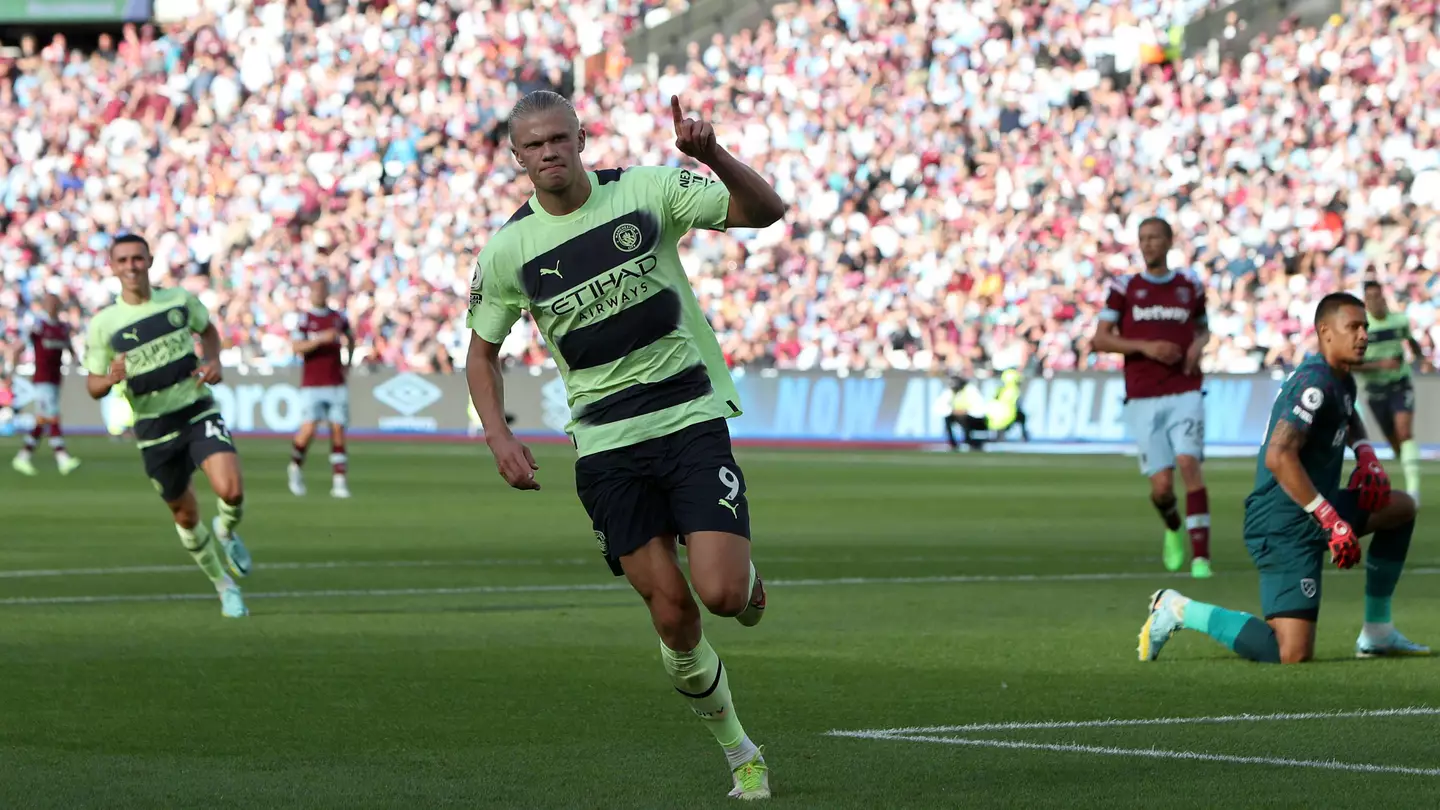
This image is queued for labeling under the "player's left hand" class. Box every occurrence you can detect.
[1348,441,1391,512]
[195,358,223,386]
[671,95,719,162]
[1183,340,1205,376]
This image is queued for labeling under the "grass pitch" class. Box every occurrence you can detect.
[1,437,1437,808]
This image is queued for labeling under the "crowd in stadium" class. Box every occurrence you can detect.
[1,0,1438,381]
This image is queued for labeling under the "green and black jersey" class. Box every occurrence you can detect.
[1357,311,1413,393]
[467,166,742,457]
[84,287,218,449]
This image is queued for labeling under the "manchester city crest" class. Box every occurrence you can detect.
[613,223,642,252]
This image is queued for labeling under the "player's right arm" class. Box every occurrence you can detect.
[83,315,126,399]
[1263,420,1322,508]
[464,247,539,491]
[1263,382,1360,568]
[1090,279,1182,363]
[291,316,333,355]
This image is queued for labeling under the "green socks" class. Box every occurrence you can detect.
[1400,440,1420,497]
[216,498,244,534]
[1366,595,1393,625]
[177,522,231,588]
[662,635,750,753]
[1365,518,1414,625]
[1181,599,1280,664]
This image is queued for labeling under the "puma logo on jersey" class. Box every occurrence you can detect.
[718,499,739,519]
[540,262,562,279]
[121,329,139,342]
[1132,305,1190,322]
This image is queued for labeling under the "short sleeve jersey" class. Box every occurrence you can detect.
[84,288,217,447]
[24,317,71,384]
[1357,311,1412,390]
[1242,354,1357,540]
[295,308,351,387]
[466,167,742,457]
[1099,269,1208,400]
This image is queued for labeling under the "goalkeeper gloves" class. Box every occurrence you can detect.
[1347,441,1391,512]
[1308,496,1360,570]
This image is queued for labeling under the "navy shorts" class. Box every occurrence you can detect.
[574,419,751,576]
[1366,378,1414,439]
[138,402,237,503]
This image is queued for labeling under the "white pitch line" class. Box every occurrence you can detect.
[828,706,1440,736]
[838,732,1440,777]
[0,557,595,579]
[0,582,635,606]
[0,555,1084,580]
[5,567,1440,608]
[0,570,1199,607]
[0,555,1155,580]
[6,554,1438,582]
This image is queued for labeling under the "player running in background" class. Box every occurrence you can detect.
[466,90,784,800]
[1140,293,1428,664]
[288,278,353,499]
[11,293,81,475]
[84,234,254,618]
[1355,280,1424,504]
[1091,218,1213,578]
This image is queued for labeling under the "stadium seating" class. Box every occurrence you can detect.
[0,0,1437,379]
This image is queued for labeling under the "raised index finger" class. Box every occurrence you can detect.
[670,95,683,130]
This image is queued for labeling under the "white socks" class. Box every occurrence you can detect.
[725,735,760,769]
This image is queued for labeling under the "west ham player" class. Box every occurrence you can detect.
[84,234,253,618]
[12,293,81,476]
[466,91,783,800]
[1140,293,1427,663]
[288,279,353,499]
[1092,218,1213,578]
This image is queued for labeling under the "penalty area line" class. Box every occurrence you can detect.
[832,732,1440,777]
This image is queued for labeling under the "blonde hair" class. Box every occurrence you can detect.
[508,90,579,142]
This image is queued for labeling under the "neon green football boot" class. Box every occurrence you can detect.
[12,454,36,476]
[1162,528,1186,572]
[728,747,770,800]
